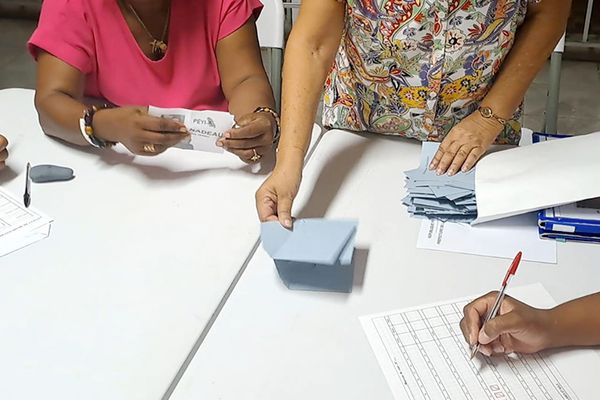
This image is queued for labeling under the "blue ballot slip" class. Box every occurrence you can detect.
[261,219,358,293]
[403,142,477,223]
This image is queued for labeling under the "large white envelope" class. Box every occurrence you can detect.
[474,132,600,224]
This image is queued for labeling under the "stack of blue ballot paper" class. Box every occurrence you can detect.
[261,219,358,293]
[403,142,477,223]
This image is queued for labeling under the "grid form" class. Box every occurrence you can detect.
[368,299,578,400]
[0,190,43,237]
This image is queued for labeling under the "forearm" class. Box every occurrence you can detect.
[276,0,345,169]
[482,1,571,118]
[227,74,275,121]
[547,292,600,348]
[35,90,88,146]
[277,32,341,167]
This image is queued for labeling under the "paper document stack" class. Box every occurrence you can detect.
[403,142,477,223]
[0,187,53,257]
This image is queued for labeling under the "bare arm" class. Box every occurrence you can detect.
[482,0,572,118]
[431,0,572,175]
[34,52,88,145]
[33,52,188,155]
[277,0,345,170]
[548,292,600,348]
[217,18,275,119]
[254,0,345,225]
[216,17,279,162]
[461,291,600,357]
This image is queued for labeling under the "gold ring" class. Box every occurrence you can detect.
[250,149,262,162]
[143,144,156,153]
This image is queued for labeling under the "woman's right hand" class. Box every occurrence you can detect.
[94,106,190,156]
[256,162,303,228]
[460,292,555,356]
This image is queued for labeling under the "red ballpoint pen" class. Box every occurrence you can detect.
[470,251,523,359]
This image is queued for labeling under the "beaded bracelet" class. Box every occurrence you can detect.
[79,104,116,148]
[254,106,281,144]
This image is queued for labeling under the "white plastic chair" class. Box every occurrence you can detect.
[544,34,565,134]
[256,0,285,112]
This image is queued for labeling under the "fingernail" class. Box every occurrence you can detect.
[216,141,223,147]
[480,347,492,357]
[469,334,476,346]
[447,169,455,176]
[492,343,505,354]
[429,163,435,170]
[461,166,468,172]
[284,219,292,228]
[436,169,443,175]
[224,132,231,139]
[479,330,491,343]
[179,126,188,133]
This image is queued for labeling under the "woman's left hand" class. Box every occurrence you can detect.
[217,112,276,163]
[429,111,503,176]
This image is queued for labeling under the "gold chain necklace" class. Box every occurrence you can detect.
[126,1,171,60]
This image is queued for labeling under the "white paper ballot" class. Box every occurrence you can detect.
[417,213,557,263]
[0,187,53,257]
[148,106,235,153]
[360,284,600,400]
[474,132,600,224]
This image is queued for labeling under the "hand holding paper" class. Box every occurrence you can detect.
[148,106,235,153]
[217,111,276,163]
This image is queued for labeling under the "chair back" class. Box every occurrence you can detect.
[256,0,285,50]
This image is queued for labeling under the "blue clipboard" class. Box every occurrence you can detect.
[534,132,600,243]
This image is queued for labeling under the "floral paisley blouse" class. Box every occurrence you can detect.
[322,0,529,144]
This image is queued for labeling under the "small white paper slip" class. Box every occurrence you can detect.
[0,187,53,257]
[417,212,557,264]
[148,106,235,153]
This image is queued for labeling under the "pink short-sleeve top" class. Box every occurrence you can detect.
[28,0,263,111]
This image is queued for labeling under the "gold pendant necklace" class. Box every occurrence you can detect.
[126,1,171,60]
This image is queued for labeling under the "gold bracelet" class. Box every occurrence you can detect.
[478,106,508,126]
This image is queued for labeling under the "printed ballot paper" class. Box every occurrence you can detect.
[148,106,235,153]
[261,219,358,293]
[0,187,52,257]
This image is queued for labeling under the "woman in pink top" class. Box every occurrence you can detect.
[29,0,277,162]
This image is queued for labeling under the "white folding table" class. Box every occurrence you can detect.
[169,129,600,400]
[0,88,321,400]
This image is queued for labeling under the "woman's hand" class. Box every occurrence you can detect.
[93,106,190,156]
[460,292,555,356]
[0,134,8,170]
[0,135,8,169]
[217,112,276,163]
[255,159,303,228]
[429,111,503,175]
